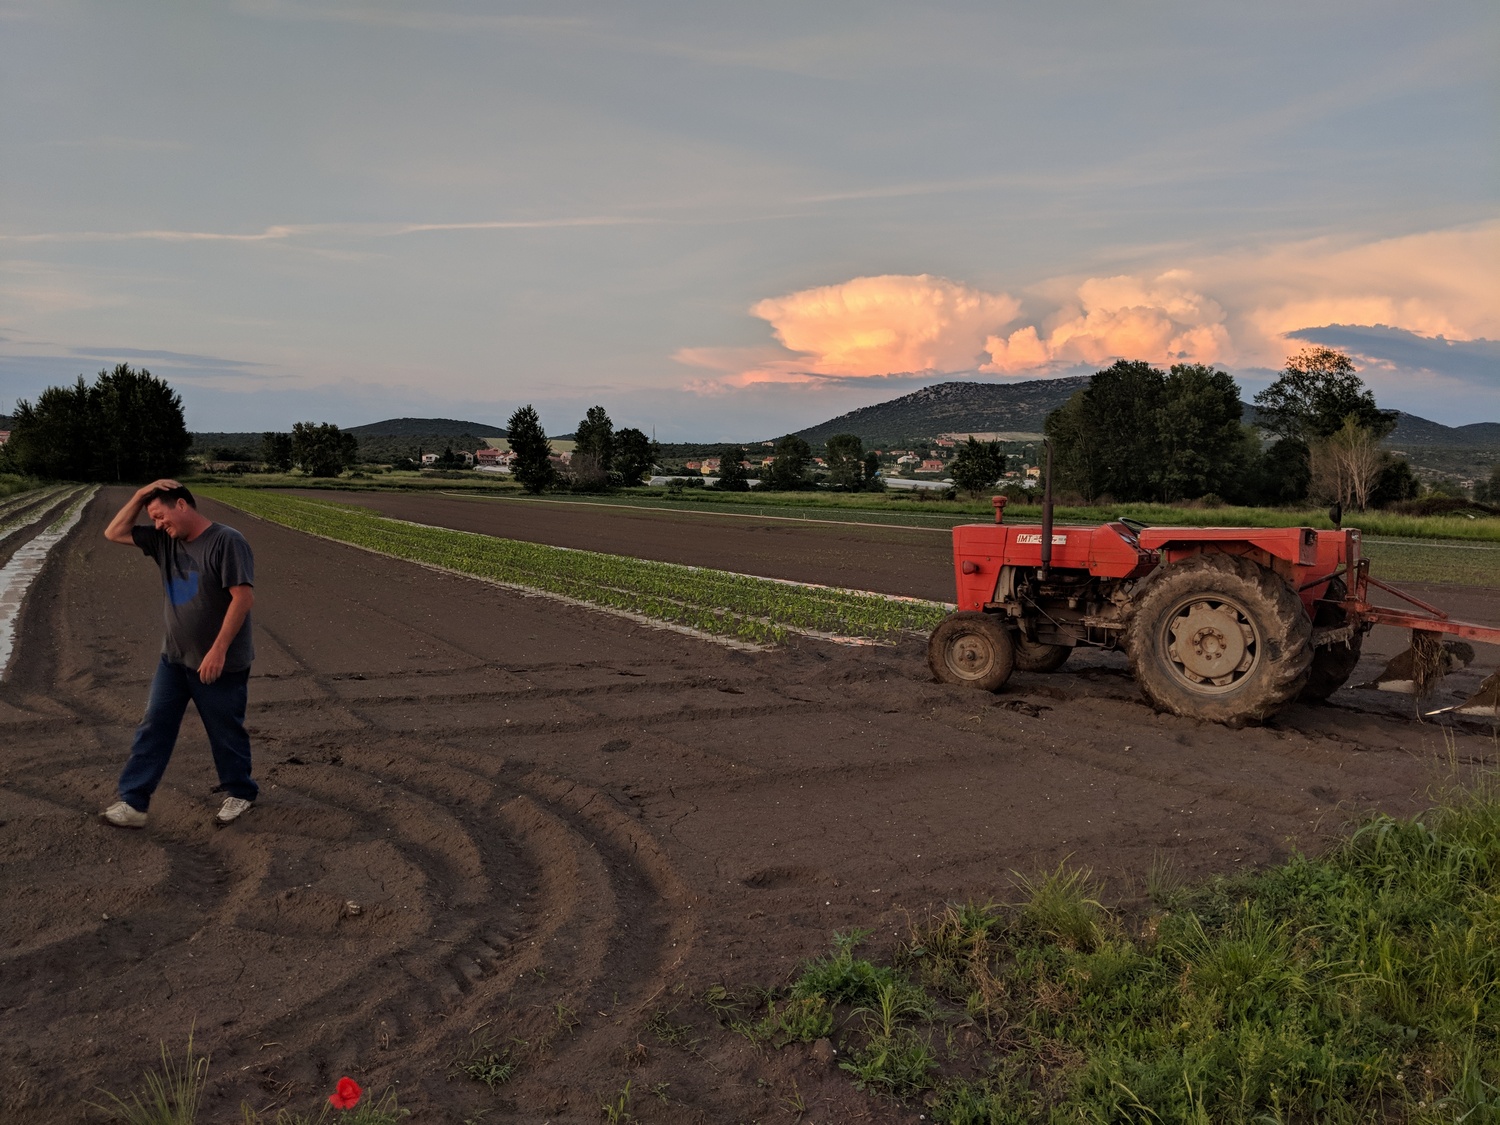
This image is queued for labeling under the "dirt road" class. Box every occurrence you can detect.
[2,489,1496,1123]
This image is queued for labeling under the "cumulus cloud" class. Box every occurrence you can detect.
[1196,220,1500,369]
[678,274,1022,387]
[679,220,1500,395]
[982,271,1229,373]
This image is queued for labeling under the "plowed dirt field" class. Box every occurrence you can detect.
[2,488,1498,1123]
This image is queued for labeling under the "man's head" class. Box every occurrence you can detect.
[144,486,208,540]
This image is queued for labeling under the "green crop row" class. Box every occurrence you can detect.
[199,488,950,644]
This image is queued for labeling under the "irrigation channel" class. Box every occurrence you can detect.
[0,486,97,679]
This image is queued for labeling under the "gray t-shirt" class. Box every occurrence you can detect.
[133,522,256,672]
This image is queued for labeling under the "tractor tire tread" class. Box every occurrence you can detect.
[1126,552,1312,724]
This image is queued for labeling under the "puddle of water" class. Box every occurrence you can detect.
[0,488,96,679]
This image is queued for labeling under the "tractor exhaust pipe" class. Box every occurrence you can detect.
[1040,440,1054,580]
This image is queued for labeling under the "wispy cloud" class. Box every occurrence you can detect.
[0,215,663,245]
[231,1,586,36]
[39,136,189,153]
[71,346,264,372]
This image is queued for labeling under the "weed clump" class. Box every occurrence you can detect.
[723,779,1500,1123]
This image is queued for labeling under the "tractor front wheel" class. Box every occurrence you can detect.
[1126,554,1312,724]
[929,612,1015,692]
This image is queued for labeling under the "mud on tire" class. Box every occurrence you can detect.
[928,611,1016,692]
[1126,553,1312,724]
[1299,577,1364,703]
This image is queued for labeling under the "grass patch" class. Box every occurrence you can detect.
[0,473,39,502]
[198,488,948,644]
[730,778,1500,1123]
[451,1036,517,1089]
[1360,538,1500,587]
[90,1033,208,1125]
[239,1087,407,1124]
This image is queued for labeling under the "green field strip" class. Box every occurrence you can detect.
[201,488,950,645]
[1359,539,1500,588]
[415,487,1500,544]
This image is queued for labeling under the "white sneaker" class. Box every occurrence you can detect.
[215,796,254,826]
[102,801,147,828]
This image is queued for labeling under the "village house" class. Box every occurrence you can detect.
[0,430,10,446]
[701,457,721,474]
[919,459,945,472]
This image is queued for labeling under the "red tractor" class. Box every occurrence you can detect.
[929,493,1500,725]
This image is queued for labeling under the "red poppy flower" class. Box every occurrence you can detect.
[329,1076,362,1110]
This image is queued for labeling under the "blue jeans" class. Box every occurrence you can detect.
[117,656,258,811]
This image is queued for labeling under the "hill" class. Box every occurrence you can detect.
[1389,413,1500,449]
[345,417,507,437]
[792,378,1091,446]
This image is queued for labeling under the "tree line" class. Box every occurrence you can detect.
[1,365,191,481]
[0,353,1448,512]
[1043,347,1418,510]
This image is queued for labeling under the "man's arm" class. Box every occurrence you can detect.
[196,584,254,684]
[103,478,182,544]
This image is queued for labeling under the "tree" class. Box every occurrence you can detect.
[1253,346,1397,443]
[290,422,358,476]
[261,432,294,471]
[949,438,1007,499]
[614,427,655,486]
[506,404,554,493]
[7,364,190,481]
[1309,416,1384,510]
[824,433,866,490]
[573,406,614,473]
[715,444,750,491]
[1241,437,1310,505]
[1157,364,1247,501]
[863,450,881,486]
[1370,457,1421,507]
[1044,359,1245,503]
[763,434,812,490]
[94,364,193,482]
[7,378,96,480]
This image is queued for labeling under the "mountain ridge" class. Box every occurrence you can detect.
[344,416,507,437]
[790,378,1499,451]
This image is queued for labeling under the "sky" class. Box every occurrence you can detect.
[1,1,1496,440]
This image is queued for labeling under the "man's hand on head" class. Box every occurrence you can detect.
[138,478,183,499]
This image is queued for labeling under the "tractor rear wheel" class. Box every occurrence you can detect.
[1013,636,1072,673]
[929,612,1015,692]
[1126,554,1312,724]
[1299,578,1363,703]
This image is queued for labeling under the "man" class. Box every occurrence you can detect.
[99,479,259,828]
